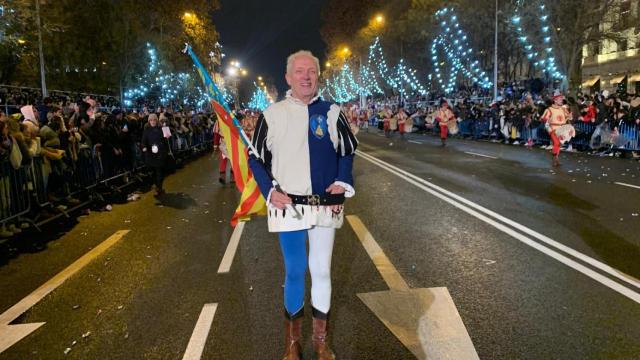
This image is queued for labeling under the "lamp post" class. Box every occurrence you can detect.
[227,60,247,109]
[493,0,499,101]
[363,14,384,108]
[35,0,47,97]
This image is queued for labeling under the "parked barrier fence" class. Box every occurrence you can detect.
[372,114,640,152]
[0,161,32,227]
[1,129,214,233]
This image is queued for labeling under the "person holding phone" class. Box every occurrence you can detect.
[141,114,169,196]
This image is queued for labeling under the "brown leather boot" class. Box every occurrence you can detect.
[283,310,303,360]
[312,308,336,360]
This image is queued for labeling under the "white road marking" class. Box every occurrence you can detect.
[217,222,245,274]
[359,150,640,291]
[182,303,218,360]
[409,140,423,145]
[614,182,640,190]
[348,215,479,359]
[0,230,130,353]
[0,323,45,354]
[356,150,640,303]
[464,151,498,159]
[0,230,130,325]
[347,216,409,291]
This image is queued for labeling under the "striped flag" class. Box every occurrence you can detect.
[184,45,267,226]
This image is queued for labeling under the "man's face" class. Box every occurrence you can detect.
[285,55,318,101]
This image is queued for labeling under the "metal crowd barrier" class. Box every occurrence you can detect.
[0,160,32,226]
[413,115,640,152]
[0,129,215,229]
[70,147,100,192]
[30,157,51,207]
[619,123,640,150]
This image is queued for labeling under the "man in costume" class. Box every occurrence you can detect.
[541,91,572,166]
[248,50,357,360]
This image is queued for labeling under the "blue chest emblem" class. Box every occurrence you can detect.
[309,114,328,139]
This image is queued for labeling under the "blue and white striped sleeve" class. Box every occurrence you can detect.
[335,111,358,197]
[248,114,274,199]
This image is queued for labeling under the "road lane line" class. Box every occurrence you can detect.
[409,140,423,145]
[358,150,640,291]
[0,230,130,326]
[356,150,640,303]
[346,216,409,291]
[182,303,218,360]
[217,222,245,274]
[464,151,498,159]
[614,182,640,190]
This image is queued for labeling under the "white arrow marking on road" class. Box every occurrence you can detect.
[614,182,640,190]
[347,215,479,360]
[0,230,130,354]
[464,151,498,159]
[356,150,640,302]
[217,222,245,273]
[182,303,218,360]
[409,140,424,145]
[0,323,46,355]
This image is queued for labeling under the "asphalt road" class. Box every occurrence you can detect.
[1,131,639,359]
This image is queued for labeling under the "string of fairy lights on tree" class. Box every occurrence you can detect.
[365,37,397,91]
[393,59,427,98]
[511,2,564,80]
[430,8,492,94]
[247,82,273,111]
[322,37,428,103]
[323,64,361,103]
[124,43,211,109]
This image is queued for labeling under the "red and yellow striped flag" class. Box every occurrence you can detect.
[184,44,266,226]
[211,101,267,226]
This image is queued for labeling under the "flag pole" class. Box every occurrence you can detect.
[184,44,302,220]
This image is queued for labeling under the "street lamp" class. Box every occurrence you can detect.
[325,61,331,68]
[375,14,384,24]
[226,60,249,108]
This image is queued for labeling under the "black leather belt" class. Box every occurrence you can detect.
[288,193,345,206]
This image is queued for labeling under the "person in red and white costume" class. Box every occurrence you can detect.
[541,92,572,167]
[213,116,231,184]
[435,99,455,146]
[396,106,408,139]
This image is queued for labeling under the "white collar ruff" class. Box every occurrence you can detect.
[286,90,320,106]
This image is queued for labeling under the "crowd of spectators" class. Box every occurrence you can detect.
[348,88,640,156]
[0,93,216,238]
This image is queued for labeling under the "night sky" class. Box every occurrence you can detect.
[212,0,327,98]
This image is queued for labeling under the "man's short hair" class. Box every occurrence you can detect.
[286,50,320,75]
